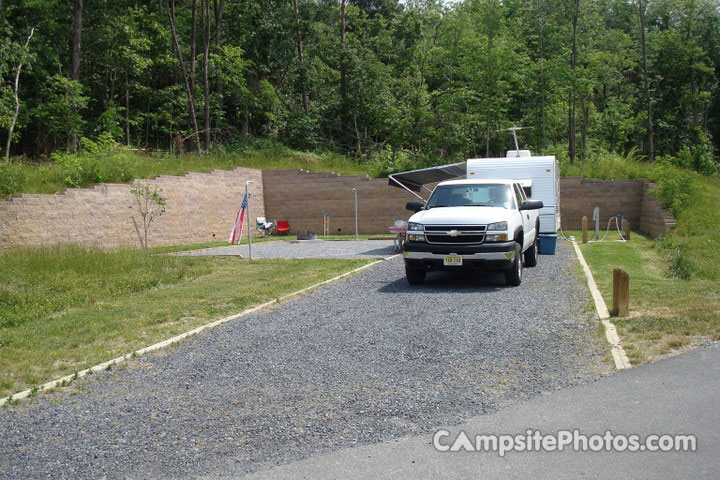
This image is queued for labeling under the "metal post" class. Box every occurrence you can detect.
[353,188,358,240]
[246,180,253,260]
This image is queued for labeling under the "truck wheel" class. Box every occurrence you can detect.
[405,264,426,285]
[524,235,538,267]
[504,243,522,286]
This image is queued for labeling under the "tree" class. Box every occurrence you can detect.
[129,184,166,255]
[165,0,202,153]
[3,27,34,159]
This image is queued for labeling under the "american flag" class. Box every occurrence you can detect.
[228,193,250,244]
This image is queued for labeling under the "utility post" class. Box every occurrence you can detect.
[246,180,253,260]
[353,187,359,240]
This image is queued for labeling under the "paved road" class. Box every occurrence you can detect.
[239,343,720,480]
[172,239,397,259]
[0,243,608,479]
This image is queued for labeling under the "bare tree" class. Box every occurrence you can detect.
[166,0,202,153]
[4,28,34,160]
[129,184,167,255]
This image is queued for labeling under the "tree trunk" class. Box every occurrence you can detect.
[292,0,310,115]
[568,0,579,163]
[339,0,348,130]
[202,0,211,152]
[166,0,202,153]
[4,28,35,159]
[538,2,546,150]
[190,0,198,92]
[213,0,225,127]
[637,0,654,161]
[124,76,131,146]
[71,0,82,81]
[70,0,83,152]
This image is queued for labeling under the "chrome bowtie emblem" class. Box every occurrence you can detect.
[448,230,460,237]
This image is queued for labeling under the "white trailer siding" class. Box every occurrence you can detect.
[467,156,559,234]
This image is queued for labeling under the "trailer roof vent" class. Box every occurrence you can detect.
[506,150,532,157]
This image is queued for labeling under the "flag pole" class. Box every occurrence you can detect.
[246,180,253,260]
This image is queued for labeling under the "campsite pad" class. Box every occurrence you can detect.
[171,239,397,259]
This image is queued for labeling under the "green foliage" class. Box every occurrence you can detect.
[0,161,26,197]
[0,245,208,329]
[649,164,698,217]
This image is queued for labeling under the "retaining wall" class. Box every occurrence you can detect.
[0,167,676,248]
[0,167,264,248]
[261,169,416,235]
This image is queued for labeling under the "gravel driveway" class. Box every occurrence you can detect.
[0,242,609,479]
[172,239,396,259]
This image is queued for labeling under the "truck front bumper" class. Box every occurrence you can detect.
[403,241,517,271]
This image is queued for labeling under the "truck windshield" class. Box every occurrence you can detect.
[426,184,512,209]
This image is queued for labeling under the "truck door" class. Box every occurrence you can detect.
[513,183,533,249]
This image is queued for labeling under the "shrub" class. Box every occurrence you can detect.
[665,142,719,177]
[0,162,26,198]
[51,132,137,187]
[650,164,698,216]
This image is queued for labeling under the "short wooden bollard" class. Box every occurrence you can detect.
[612,268,630,317]
[622,219,631,240]
[582,216,588,244]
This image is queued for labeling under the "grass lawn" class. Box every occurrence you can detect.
[0,245,371,398]
[571,226,720,364]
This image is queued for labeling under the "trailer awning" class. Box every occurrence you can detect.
[388,161,467,193]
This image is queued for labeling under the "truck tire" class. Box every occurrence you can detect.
[405,264,426,285]
[524,232,539,268]
[504,243,523,286]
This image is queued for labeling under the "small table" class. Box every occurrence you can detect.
[388,225,407,252]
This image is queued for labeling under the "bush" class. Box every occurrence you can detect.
[52,132,137,188]
[0,161,26,198]
[650,163,698,216]
[663,141,719,177]
[369,147,422,178]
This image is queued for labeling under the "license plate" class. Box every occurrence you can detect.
[443,255,462,266]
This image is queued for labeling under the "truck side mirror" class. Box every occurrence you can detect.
[406,201,424,213]
[519,200,544,210]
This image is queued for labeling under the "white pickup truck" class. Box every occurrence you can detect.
[403,179,543,286]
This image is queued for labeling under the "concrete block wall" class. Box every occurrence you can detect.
[640,181,677,238]
[0,167,676,248]
[559,177,644,231]
[262,169,417,235]
[0,167,264,248]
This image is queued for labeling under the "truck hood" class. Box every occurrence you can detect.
[409,206,510,226]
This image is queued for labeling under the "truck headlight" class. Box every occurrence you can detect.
[406,234,425,242]
[487,221,507,231]
[408,222,424,232]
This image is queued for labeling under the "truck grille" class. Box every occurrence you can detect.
[424,225,486,245]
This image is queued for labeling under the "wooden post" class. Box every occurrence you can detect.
[622,219,631,240]
[582,216,588,244]
[612,268,630,317]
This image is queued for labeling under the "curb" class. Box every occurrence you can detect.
[1,255,398,407]
[570,238,631,370]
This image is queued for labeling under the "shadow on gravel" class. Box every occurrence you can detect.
[358,247,397,256]
[377,269,505,294]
